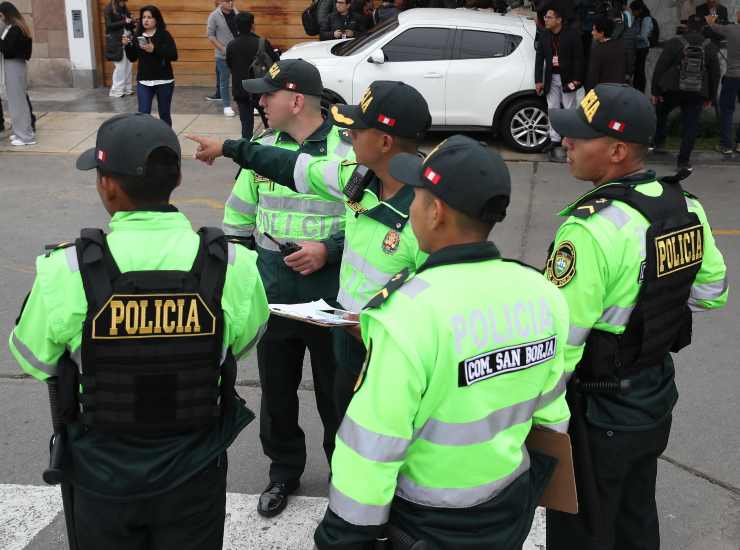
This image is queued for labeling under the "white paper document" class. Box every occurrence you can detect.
[269,299,359,327]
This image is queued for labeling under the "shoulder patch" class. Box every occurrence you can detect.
[546,241,576,288]
[339,129,353,144]
[43,241,74,258]
[364,268,410,309]
[571,198,612,219]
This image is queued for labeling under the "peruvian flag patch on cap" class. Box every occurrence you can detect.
[97,149,107,162]
[423,167,441,185]
[608,120,625,133]
[377,114,396,127]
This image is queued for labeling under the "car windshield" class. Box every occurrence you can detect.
[331,18,400,56]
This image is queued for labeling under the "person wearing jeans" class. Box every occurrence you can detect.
[123,5,178,126]
[207,0,238,117]
[708,12,740,154]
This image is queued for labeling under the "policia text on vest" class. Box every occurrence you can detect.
[8,114,270,550]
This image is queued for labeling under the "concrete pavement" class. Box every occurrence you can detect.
[0,143,738,547]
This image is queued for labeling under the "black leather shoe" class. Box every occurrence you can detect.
[257,480,299,518]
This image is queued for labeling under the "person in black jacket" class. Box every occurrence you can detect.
[320,0,361,41]
[226,12,277,138]
[586,15,627,90]
[650,14,720,171]
[0,1,35,145]
[535,6,586,156]
[123,5,178,126]
[104,0,134,97]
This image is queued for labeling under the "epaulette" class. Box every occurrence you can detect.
[364,269,410,309]
[341,159,358,167]
[43,241,74,258]
[683,190,699,200]
[339,129,353,144]
[254,128,277,141]
[570,197,612,219]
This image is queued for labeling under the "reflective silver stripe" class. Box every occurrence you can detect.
[398,278,430,299]
[222,223,255,237]
[65,247,79,273]
[597,205,630,229]
[226,194,257,216]
[337,416,411,463]
[598,304,634,327]
[11,332,57,376]
[536,420,569,434]
[235,321,268,360]
[259,195,345,216]
[322,160,345,199]
[567,325,591,346]
[690,277,728,301]
[342,246,394,287]
[293,153,313,194]
[415,370,567,447]
[329,483,391,526]
[69,346,82,369]
[337,287,364,313]
[227,243,236,265]
[334,140,353,158]
[254,231,281,252]
[395,446,530,508]
[685,197,699,210]
[688,300,710,312]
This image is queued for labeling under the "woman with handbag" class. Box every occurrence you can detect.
[123,5,178,126]
[104,0,134,97]
[0,1,34,146]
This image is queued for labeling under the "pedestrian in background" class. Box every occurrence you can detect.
[651,14,720,171]
[208,0,239,117]
[707,10,740,155]
[629,0,653,92]
[123,5,178,127]
[206,0,222,102]
[535,6,585,159]
[586,15,626,90]
[225,11,278,138]
[104,0,134,98]
[320,0,361,41]
[0,1,35,146]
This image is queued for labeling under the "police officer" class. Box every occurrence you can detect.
[222,59,349,517]
[188,80,430,422]
[313,135,571,549]
[8,113,269,550]
[543,84,729,549]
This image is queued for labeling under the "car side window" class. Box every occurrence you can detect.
[382,28,451,62]
[456,30,522,59]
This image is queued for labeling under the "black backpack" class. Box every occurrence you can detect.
[249,38,276,79]
[678,37,710,93]
[302,0,321,36]
[648,15,660,47]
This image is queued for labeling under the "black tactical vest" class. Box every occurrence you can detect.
[576,177,704,381]
[75,227,230,434]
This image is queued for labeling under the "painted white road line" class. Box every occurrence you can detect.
[0,484,546,549]
[0,484,63,550]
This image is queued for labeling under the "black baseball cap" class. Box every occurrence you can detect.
[242,59,323,97]
[548,83,656,145]
[389,135,511,222]
[76,113,181,176]
[330,81,431,140]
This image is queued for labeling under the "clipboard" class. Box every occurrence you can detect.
[526,426,578,514]
[269,300,359,328]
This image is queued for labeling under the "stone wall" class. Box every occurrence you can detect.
[18,0,72,87]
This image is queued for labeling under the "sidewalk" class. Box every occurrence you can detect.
[1,86,738,166]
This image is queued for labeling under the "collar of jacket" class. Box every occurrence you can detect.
[417,241,501,274]
[559,170,657,216]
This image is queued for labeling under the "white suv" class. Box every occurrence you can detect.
[282,8,549,153]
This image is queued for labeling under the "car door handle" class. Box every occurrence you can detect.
[423,72,443,79]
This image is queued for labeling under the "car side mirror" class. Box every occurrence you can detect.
[367,49,385,64]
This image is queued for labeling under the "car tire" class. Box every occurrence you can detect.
[499,98,550,153]
[321,89,346,112]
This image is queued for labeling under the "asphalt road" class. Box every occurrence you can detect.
[0,153,737,549]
